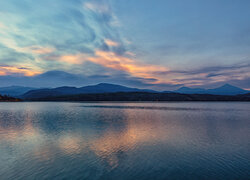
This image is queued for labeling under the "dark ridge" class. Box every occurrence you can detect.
[0,94,21,102]
[21,83,156,99]
[24,92,250,102]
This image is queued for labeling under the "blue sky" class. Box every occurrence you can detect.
[0,0,249,90]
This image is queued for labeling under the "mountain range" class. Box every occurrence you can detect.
[0,83,249,100]
[21,83,156,99]
[172,84,248,95]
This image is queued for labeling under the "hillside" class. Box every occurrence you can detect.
[0,94,21,102]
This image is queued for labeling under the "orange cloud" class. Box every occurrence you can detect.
[0,65,41,76]
[44,50,174,85]
[105,39,119,47]
[88,50,168,82]
[44,54,87,65]
[59,54,86,64]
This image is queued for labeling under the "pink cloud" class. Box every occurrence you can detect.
[0,65,41,76]
[104,39,119,47]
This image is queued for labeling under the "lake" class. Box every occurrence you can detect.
[0,102,249,180]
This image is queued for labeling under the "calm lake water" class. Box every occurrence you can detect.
[0,102,249,180]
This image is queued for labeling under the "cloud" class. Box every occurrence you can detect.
[28,46,55,55]
[88,50,168,80]
[0,43,35,66]
[0,65,249,90]
[154,62,250,88]
[0,70,158,88]
[84,1,110,14]
[0,0,249,90]
[104,39,119,47]
[0,22,7,29]
[37,48,170,86]
[0,0,128,70]
[0,65,40,76]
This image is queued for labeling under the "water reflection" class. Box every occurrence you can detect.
[58,134,85,155]
[90,110,166,168]
[0,102,249,180]
[0,110,40,142]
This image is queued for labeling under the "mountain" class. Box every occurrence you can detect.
[173,84,248,95]
[17,83,250,99]
[206,84,248,95]
[22,83,156,99]
[78,83,153,93]
[0,86,36,97]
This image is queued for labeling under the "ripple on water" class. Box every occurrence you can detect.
[0,102,249,180]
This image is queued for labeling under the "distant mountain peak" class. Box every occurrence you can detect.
[97,83,117,86]
[98,82,129,86]
[174,83,248,95]
[213,84,244,91]
[220,84,235,88]
[40,70,68,75]
[178,87,191,90]
[37,70,78,78]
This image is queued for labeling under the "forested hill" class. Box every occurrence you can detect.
[0,94,21,102]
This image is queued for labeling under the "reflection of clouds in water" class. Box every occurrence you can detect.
[90,109,170,168]
[0,107,174,168]
[0,102,249,177]
[0,111,41,142]
[58,134,86,155]
[33,145,55,162]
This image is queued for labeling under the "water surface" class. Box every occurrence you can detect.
[0,102,249,180]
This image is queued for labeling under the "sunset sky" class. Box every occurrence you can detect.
[0,0,249,90]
